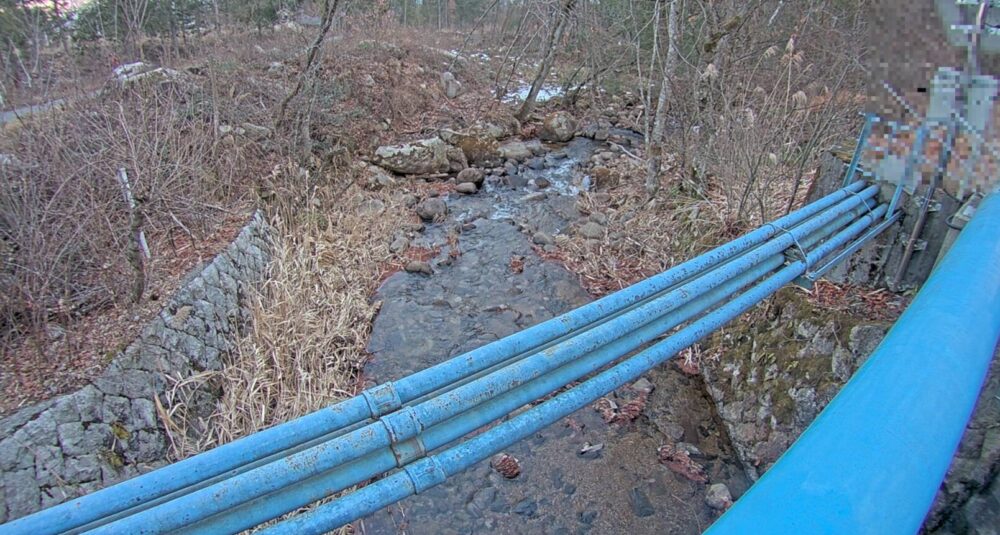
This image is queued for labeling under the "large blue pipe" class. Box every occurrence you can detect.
[257,205,891,535]
[706,192,1000,535]
[0,181,869,535]
[89,187,878,534]
[183,258,785,534]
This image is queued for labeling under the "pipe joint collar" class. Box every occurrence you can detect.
[381,406,424,443]
[362,383,402,418]
[404,457,446,494]
[390,436,428,467]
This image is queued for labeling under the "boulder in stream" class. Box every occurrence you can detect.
[374,137,460,175]
[415,197,448,221]
[498,141,533,162]
[540,111,578,142]
[457,168,485,187]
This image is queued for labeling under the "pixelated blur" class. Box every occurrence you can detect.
[864,1,1000,196]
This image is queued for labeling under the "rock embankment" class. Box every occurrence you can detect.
[0,212,272,523]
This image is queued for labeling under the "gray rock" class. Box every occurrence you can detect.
[77,386,104,423]
[20,412,57,447]
[63,455,102,484]
[525,139,546,156]
[374,137,452,175]
[405,261,434,275]
[456,182,478,194]
[362,164,396,189]
[389,236,410,254]
[705,483,733,510]
[0,438,31,471]
[95,368,158,398]
[498,141,533,162]
[541,111,578,142]
[415,198,448,221]
[33,445,63,486]
[241,122,272,140]
[849,324,887,360]
[126,430,166,463]
[632,377,655,393]
[3,469,39,518]
[532,232,554,245]
[663,422,685,441]
[102,396,131,423]
[588,212,608,225]
[357,198,386,216]
[578,222,605,239]
[441,71,461,99]
[504,160,519,176]
[513,498,538,517]
[400,193,419,207]
[527,157,546,171]
[456,168,485,187]
[131,398,158,429]
[628,487,655,517]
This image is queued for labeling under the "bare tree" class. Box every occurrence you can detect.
[275,0,343,127]
[644,0,679,197]
[516,0,577,121]
[119,0,151,60]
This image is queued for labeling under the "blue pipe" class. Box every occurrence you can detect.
[707,192,1000,535]
[258,205,891,535]
[0,182,869,535]
[191,200,880,534]
[89,187,879,534]
[183,257,785,534]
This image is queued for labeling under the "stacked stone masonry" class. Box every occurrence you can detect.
[0,211,272,523]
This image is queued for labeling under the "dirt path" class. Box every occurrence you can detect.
[360,136,749,534]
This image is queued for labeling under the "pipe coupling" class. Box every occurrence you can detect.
[381,406,424,443]
[362,382,402,418]
[404,457,447,494]
[390,436,428,467]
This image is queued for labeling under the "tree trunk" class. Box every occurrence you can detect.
[516,0,577,122]
[644,0,679,197]
[275,0,343,127]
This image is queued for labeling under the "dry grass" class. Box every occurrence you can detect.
[142,23,499,531]
[207,183,406,451]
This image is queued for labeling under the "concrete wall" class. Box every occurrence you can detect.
[0,211,272,523]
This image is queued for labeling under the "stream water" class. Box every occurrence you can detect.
[362,135,748,534]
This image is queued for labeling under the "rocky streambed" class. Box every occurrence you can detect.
[360,132,749,534]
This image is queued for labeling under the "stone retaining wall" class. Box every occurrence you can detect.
[0,211,272,523]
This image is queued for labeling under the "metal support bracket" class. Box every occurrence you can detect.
[912,197,943,214]
[792,211,903,288]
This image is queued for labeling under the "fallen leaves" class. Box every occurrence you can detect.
[658,443,708,483]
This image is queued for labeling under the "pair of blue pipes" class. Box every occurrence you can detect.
[2,181,895,534]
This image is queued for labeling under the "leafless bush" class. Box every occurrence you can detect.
[0,69,270,348]
[672,0,868,225]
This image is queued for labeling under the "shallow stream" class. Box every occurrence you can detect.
[362,135,748,534]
